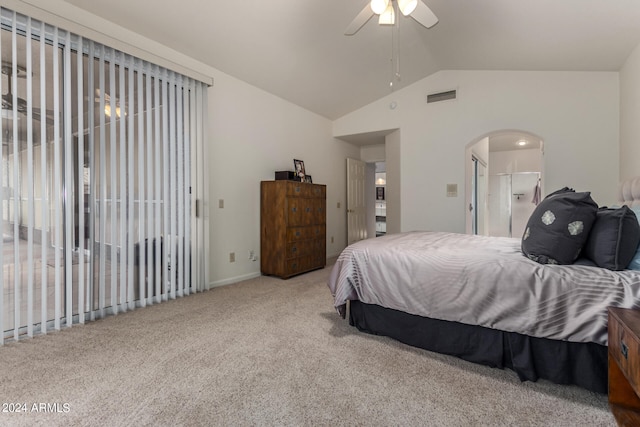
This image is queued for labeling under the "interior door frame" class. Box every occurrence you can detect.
[346,157,367,245]
[471,155,487,235]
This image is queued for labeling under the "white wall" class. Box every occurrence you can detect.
[361,144,386,162]
[334,70,620,233]
[620,40,640,181]
[209,71,359,285]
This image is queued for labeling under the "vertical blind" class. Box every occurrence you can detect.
[0,7,209,343]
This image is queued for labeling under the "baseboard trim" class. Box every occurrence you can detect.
[208,272,262,289]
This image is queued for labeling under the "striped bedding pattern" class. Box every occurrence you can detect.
[328,231,640,345]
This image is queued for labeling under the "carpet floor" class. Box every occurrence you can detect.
[0,263,615,426]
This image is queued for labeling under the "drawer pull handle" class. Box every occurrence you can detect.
[622,341,629,360]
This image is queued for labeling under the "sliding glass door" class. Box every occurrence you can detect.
[0,8,208,343]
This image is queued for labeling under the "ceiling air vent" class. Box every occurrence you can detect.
[427,89,457,104]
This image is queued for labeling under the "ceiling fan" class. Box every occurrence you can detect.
[345,0,438,35]
[1,62,55,125]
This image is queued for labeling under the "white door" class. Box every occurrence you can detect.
[347,158,367,245]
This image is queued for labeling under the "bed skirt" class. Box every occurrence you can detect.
[348,300,608,394]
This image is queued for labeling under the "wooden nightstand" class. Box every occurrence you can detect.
[608,307,640,425]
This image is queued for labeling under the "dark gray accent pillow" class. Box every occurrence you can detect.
[583,206,640,270]
[521,189,598,265]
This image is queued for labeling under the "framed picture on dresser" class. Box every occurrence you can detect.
[293,159,306,181]
[304,175,313,183]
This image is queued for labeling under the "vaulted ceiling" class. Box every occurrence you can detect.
[63,0,640,120]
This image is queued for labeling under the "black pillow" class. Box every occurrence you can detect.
[521,188,598,265]
[583,206,640,270]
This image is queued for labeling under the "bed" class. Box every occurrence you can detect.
[327,177,640,394]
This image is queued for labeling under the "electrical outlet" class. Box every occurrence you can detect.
[219,199,224,208]
[331,236,334,244]
[248,250,255,260]
[337,202,341,209]
[229,252,235,262]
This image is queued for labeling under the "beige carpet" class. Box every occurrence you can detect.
[0,263,615,426]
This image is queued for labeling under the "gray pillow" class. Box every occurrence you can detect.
[583,206,640,270]
[521,188,598,265]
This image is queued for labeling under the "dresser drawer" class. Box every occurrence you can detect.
[286,240,314,259]
[286,256,311,276]
[610,310,640,394]
[287,225,326,241]
[309,185,326,198]
[309,224,325,239]
[285,182,326,198]
[286,182,312,197]
[286,254,326,276]
[287,227,309,242]
[286,198,316,226]
[314,237,326,253]
[313,199,326,224]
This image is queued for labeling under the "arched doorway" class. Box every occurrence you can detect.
[465,130,544,237]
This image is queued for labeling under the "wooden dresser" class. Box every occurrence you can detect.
[608,307,640,425]
[260,181,326,279]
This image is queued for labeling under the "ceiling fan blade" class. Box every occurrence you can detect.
[345,4,374,36]
[411,0,438,29]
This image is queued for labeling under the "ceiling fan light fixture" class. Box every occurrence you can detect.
[370,0,389,15]
[397,0,418,16]
[378,3,395,25]
[104,104,124,118]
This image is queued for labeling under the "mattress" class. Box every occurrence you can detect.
[328,231,640,345]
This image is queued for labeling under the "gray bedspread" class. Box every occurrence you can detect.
[327,231,640,345]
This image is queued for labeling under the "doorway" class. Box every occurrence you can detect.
[341,130,398,243]
[466,130,544,236]
[346,158,386,244]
